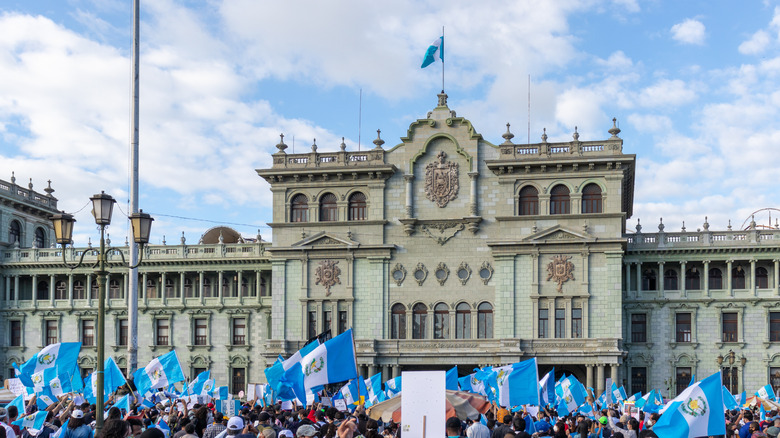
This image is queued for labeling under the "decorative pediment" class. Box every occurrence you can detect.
[523,225,589,242]
[292,232,358,248]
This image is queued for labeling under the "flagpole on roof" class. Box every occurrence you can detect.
[441,25,445,93]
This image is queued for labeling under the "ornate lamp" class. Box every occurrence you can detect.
[51,212,76,245]
[90,191,115,225]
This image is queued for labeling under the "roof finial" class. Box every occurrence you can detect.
[10,171,15,184]
[728,219,732,231]
[635,218,642,233]
[502,123,515,144]
[373,129,385,149]
[541,128,548,143]
[44,180,54,197]
[311,139,318,152]
[703,216,709,231]
[275,133,288,153]
[681,221,686,232]
[28,178,33,190]
[609,117,621,138]
[573,126,579,141]
[658,217,665,232]
[340,137,347,151]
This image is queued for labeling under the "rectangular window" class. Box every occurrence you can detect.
[156,319,169,346]
[722,312,738,342]
[308,311,317,340]
[770,312,780,342]
[433,310,449,339]
[82,320,95,347]
[538,309,548,339]
[631,367,647,395]
[118,319,128,346]
[571,308,582,338]
[676,367,691,396]
[631,314,647,343]
[722,367,739,395]
[231,368,245,395]
[675,313,691,343]
[194,319,207,345]
[554,308,565,338]
[45,320,58,345]
[232,318,246,345]
[10,320,21,347]
[193,367,207,378]
[338,311,348,334]
[771,367,780,397]
[323,309,332,334]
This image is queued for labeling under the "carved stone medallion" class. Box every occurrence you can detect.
[546,255,575,293]
[425,151,459,208]
[315,259,341,296]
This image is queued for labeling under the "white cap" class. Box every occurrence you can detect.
[71,410,84,419]
[227,417,244,431]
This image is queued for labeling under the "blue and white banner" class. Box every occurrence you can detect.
[36,387,57,410]
[653,372,726,438]
[186,370,212,396]
[722,386,739,411]
[156,419,171,438]
[421,36,444,68]
[300,329,358,389]
[84,357,127,403]
[133,350,185,396]
[458,373,485,397]
[446,366,459,391]
[364,373,383,406]
[13,411,48,431]
[539,369,555,407]
[504,358,540,407]
[19,343,81,386]
[756,384,777,401]
[384,376,402,399]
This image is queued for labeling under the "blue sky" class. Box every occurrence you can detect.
[1,0,779,245]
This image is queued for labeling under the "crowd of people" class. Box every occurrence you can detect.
[2,391,780,438]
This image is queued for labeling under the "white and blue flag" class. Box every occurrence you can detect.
[653,372,726,438]
[5,394,24,414]
[385,375,402,399]
[503,358,540,407]
[300,329,358,389]
[36,387,57,410]
[446,366,459,391]
[186,370,213,397]
[114,393,132,411]
[156,419,171,438]
[365,373,383,406]
[84,357,127,403]
[420,36,444,68]
[539,369,555,406]
[756,384,777,401]
[13,411,48,431]
[458,373,486,397]
[722,386,739,411]
[133,350,185,396]
[19,343,81,387]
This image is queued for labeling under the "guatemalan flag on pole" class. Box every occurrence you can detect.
[421,36,444,68]
[133,350,185,396]
[653,372,726,438]
[300,329,358,390]
[19,343,81,385]
[13,411,48,431]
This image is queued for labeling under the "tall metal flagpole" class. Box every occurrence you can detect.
[128,0,141,375]
[441,25,445,92]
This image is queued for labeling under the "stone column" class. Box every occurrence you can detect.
[392,365,401,379]
[199,271,205,303]
[142,272,148,306]
[680,262,687,297]
[635,262,641,294]
[610,364,618,385]
[774,259,779,296]
[427,308,434,339]
[161,272,167,305]
[405,308,413,340]
[596,365,605,395]
[658,262,665,295]
[32,274,38,308]
[382,365,390,380]
[404,175,414,218]
[180,272,186,304]
[4,276,9,302]
[237,271,244,304]
[624,263,631,295]
[13,275,19,306]
[49,274,55,306]
[86,273,93,305]
[218,271,224,304]
[256,271,262,302]
[68,274,73,306]
[586,364,594,394]
[751,259,757,296]
[703,260,710,296]
[727,260,733,296]
[448,309,456,339]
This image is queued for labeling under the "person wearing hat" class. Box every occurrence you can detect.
[767,426,780,438]
[225,417,254,438]
[295,425,316,438]
[61,410,93,438]
[203,413,226,438]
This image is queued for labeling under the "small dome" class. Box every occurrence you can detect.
[200,226,244,244]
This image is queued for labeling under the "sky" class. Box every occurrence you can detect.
[1,0,780,245]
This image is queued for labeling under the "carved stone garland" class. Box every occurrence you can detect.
[315,259,341,296]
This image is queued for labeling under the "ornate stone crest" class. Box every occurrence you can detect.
[425,151,459,208]
[546,255,575,293]
[315,259,341,296]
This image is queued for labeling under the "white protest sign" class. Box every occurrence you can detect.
[525,406,539,417]
[321,397,332,407]
[6,379,25,396]
[281,401,293,410]
[246,385,256,401]
[401,371,445,438]
[334,399,348,411]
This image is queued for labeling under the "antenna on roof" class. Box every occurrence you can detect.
[358,88,362,151]
[528,74,531,145]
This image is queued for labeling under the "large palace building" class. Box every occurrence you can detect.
[1,93,779,399]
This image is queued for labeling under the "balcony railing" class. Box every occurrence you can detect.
[627,227,780,249]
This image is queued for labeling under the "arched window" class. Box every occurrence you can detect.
[9,220,21,246]
[642,269,657,291]
[685,268,701,290]
[73,280,85,300]
[518,186,539,216]
[34,227,46,248]
[37,281,49,300]
[732,266,746,289]
[412,303,427,339]
[391,304,406,339]
[319,193,338,222]
[581,183,602,214]
[55,281,67,300]
[433,303,449,339]
[146,278,157,299]
[348,192,367,221]
[757,267,769,289]
[664,269,678,290]
[477,302,493,339]
[290,194,308,222]
[550,185,570,215]
[202,278,212,297]
[455,303,471,339]
[109,279,121,299]
[709,268,723,289]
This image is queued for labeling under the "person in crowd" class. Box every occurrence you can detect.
[61,410,93,438]
[202,413,225,438]
[446,417,465,438]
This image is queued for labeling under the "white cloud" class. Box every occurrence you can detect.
[671,19,706,45]
[739,30,771,55]
[636,79,697,108]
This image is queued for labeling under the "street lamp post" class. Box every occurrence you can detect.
[51,192,153,434]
